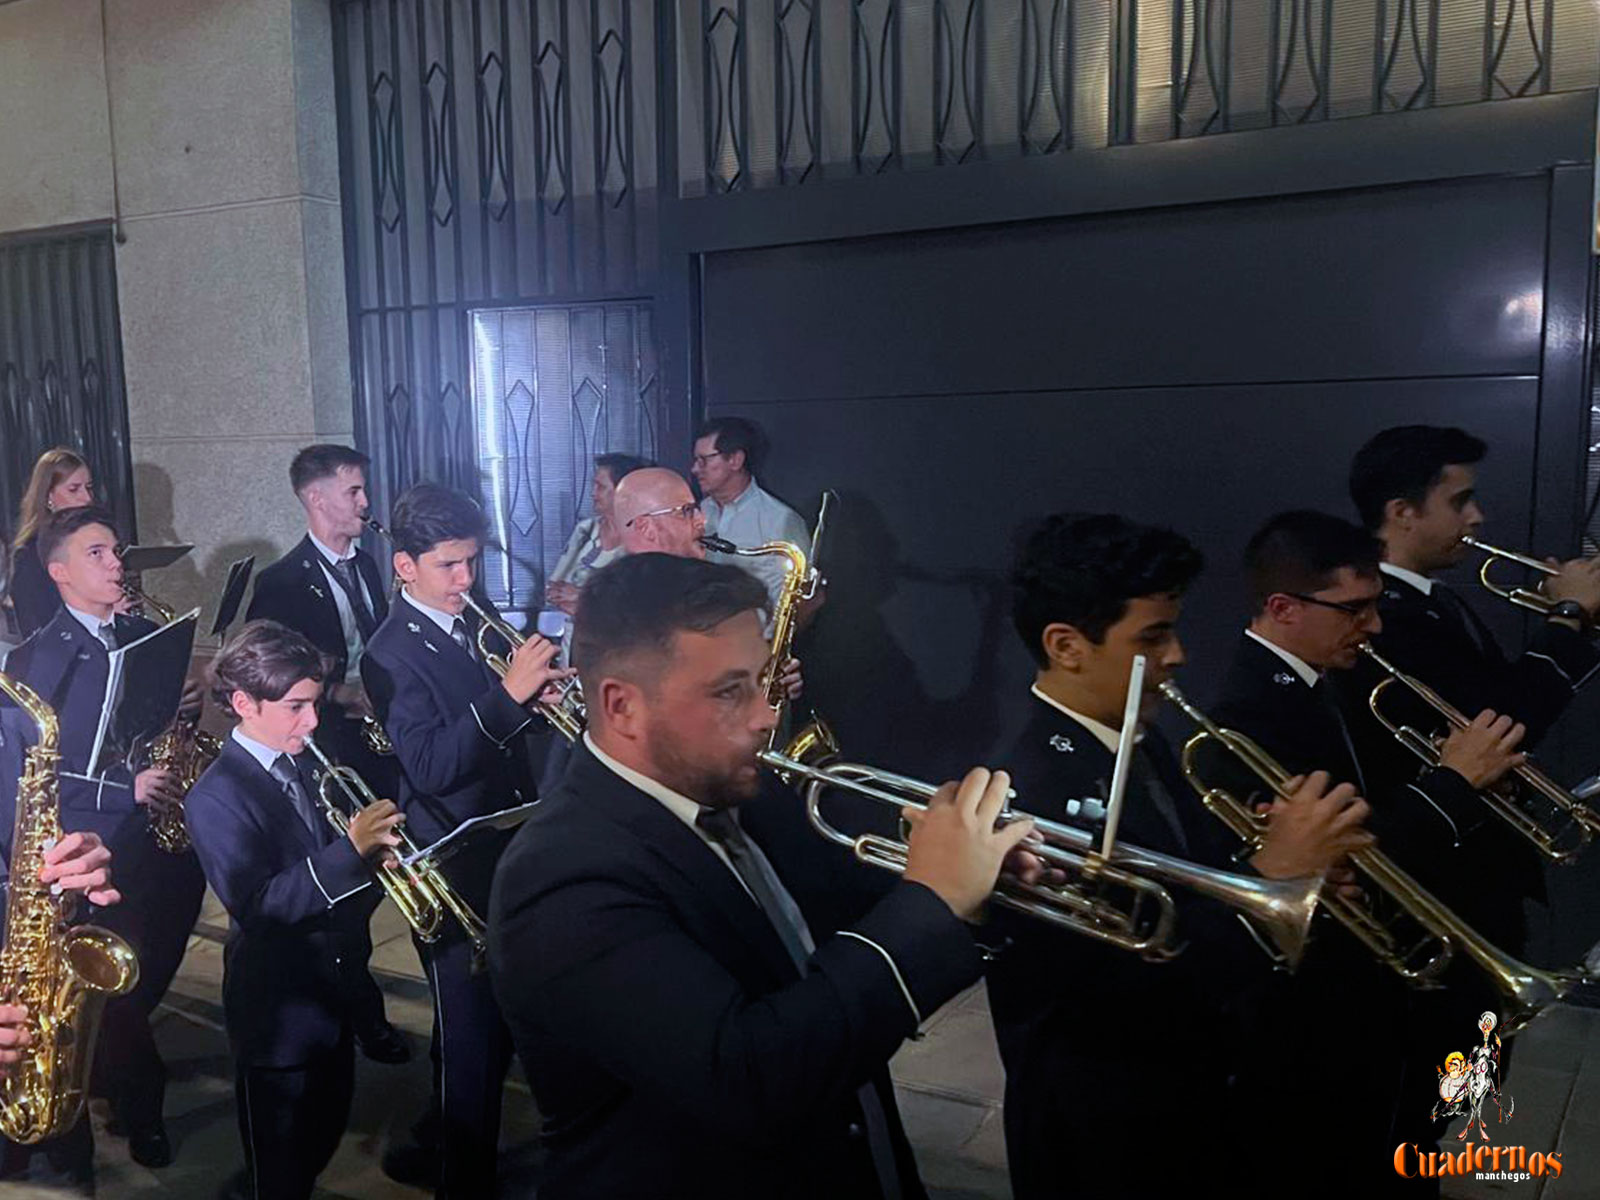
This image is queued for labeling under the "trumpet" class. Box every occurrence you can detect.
[1361,642,1600,862]
[1159,679,1581,1032]
[758,749,1321,967]
[363,516,585,743]
[1460,536,1565,616]
[302,737,488,961]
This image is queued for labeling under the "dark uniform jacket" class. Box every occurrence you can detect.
[246,535,388,687]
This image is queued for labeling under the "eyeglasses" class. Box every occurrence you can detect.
[624,500,702,527]
[1285,592,1381,620]
[691,452,727,468]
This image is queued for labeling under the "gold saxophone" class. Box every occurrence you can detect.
[122,581,218,854]
[700,490,838,764]
[0,670,140,1142]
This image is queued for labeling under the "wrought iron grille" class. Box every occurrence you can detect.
[470,302,658,610]
[0,226,135,545]
[676,0,1600,193]
[332,0,667,570]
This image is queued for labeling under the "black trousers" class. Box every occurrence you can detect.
[321,711,399,1038]
[417,927,513,1200]
[90,831,207,1128]
[235,1039,356,1200]
[0,1115,94,1195]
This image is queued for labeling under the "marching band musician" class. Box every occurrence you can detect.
[245,444,406,1065]
[2,505,202,1168]
[0,802,120,1195]
[6,448,100,640]
[184,620,403,1200]
[488,552,1042,1200]
[359,482,569,1199]
[1209,511,1526,1197]
[544,452,651,615]
[984,513,1373,1198]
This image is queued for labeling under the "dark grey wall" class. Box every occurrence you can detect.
[703,175,1554,781]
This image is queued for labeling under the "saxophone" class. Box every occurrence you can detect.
[0,670,140,1143]
[699,490,839,764]
[121,580,217,854]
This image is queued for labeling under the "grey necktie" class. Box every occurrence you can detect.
[96,622,117,651]
[1129,748,1189,856]
[695,807,902,1200]
[269,754,324,840]
[450,617,474,658]
[328,557,377,639]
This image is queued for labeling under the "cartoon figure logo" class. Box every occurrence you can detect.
[1433,1011,1514,1141]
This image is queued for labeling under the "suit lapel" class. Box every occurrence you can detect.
[355,548,389,624]
[570,747,802,984]
[291,536,346,650]
[394,600,489,694]
[222,740,324,855]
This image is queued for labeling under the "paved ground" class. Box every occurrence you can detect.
[36,894,1600,1199]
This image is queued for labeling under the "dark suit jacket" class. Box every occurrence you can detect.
[6,536,61,639]
[3,607,159,844]
[185,738,378,1066]
[361,597,536,911]
[984,691,1271,1197]
[246,535,388,686]
[487,741,982,1200]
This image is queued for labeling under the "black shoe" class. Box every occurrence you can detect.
[128,1123,173,1168]
[357,1022,412,1065]
[381,1141,440,1189]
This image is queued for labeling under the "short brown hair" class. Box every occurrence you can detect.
[210,620,328,713]
[290,444,370,495]
[38,505,119,565]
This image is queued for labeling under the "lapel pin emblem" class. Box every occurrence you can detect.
[424,641,439,654]
[309,583,325,599]
[406,621,422,634]
[1273,672,1296,686]
[1048,733,1074,753]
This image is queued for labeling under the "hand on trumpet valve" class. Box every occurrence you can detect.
[500,633,564,705]
[39,830,121,907]
[1438,710,1527,790]
[0,1004,32,1067]
[348,797,406,863]
[1250,771,1373,881]
[902,767,1038,922]
[135,766,184,816]
[1542,555,1600,619]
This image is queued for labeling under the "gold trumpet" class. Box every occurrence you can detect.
[758,750,1321,967]
[1160,680,1582,1032]
[302,737,489,966]
[1361,643,1600,862]
[302,737,444,943]
[364,516,585,743]
[1460,536,1567,616]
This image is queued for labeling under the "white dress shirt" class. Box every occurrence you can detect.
[401,588,461,638]
[309,531,374,684]
[64,603,117,647]
[701,479,810,613]
[1029,683,1141,753]
[1380,561,1434,596]
[1244,628,1320,688]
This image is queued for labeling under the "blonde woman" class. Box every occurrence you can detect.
[7,447,97,637]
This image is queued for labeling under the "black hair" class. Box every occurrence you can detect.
[38,505,119,565]
[1011,513,1203,666]
[1348,425,1487,532]
[289,444,370,494]
[390,482,488,559]
[572,553,769,688]
[1242,510,1382,612]
[694,416,768,477]
[209,619,328,712]
[594,453,652,484]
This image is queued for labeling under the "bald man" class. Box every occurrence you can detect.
[610,468,802,701]
[614,468,708,559]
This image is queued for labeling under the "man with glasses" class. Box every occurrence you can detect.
[1209,510,1524,1198]
[691,417,810,613]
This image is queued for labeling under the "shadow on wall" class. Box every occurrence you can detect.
[797,488,1019,784]
[133,461,275,647]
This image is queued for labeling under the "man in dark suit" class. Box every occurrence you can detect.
[1210,511,1526,1197]
[986,513,1372,1198]
[185,619,404,1200]
[2,505,198,1168]
[245,443,405,1064]
[361,482,566,1200]
[489,552,1037,1200]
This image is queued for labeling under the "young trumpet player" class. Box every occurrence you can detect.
[359,482,568,1199]
[984,513,1373,1199]
[184,619,402,1200]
